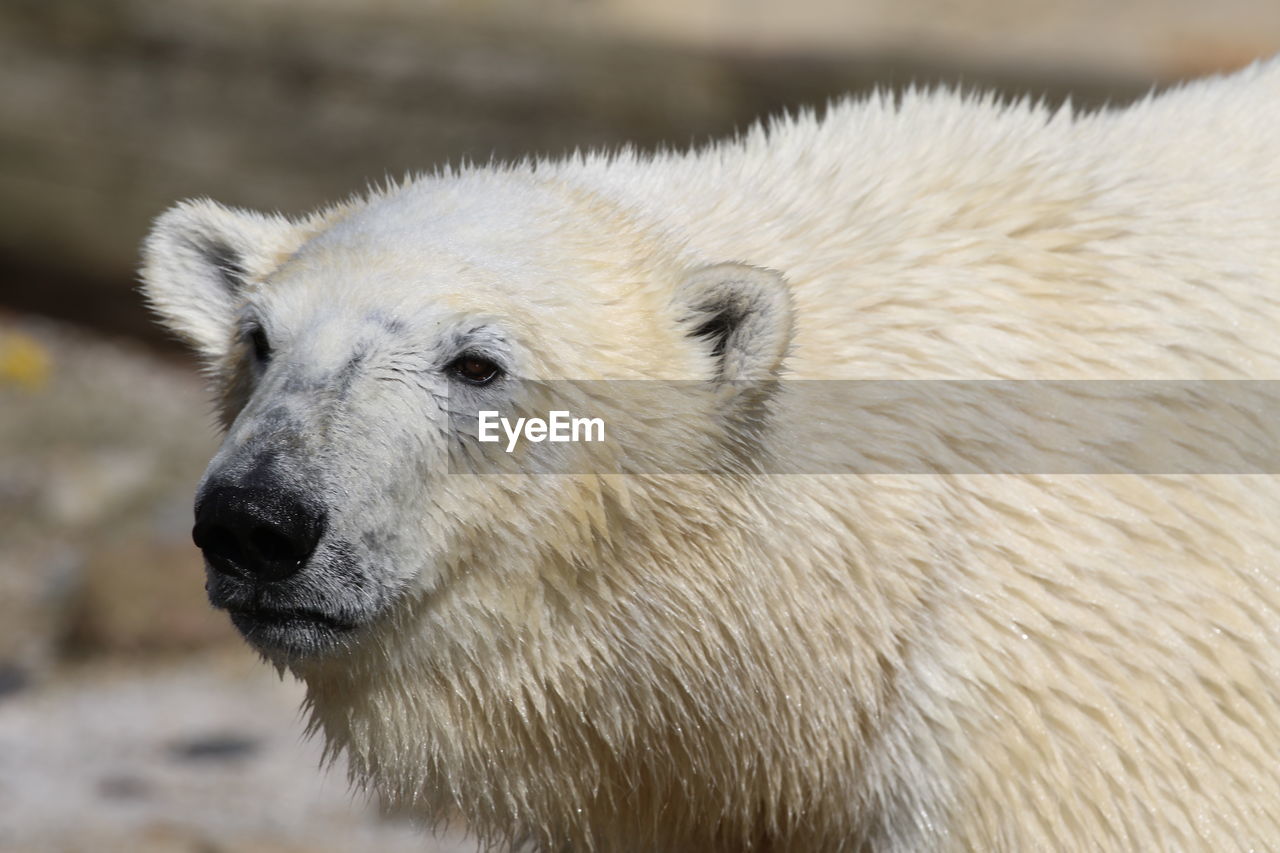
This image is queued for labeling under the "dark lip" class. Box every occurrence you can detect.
[224,605,357,632]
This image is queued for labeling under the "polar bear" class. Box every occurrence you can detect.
[141,60,1280,851]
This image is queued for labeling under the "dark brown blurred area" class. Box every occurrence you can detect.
[1,1,1276,850]
[10,0,1275,347]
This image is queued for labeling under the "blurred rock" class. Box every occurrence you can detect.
[0,329,50,389]
[0,313,235,672]
[66,539,236,658]
[0,659,476,853]
[167,732,261,763]
[461,0,1280,80]
[3,0,1279,345]
[0,543,81,683]
[0,0,1168,347]
[0,665,31,698]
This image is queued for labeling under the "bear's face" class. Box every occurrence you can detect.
[141,177,792,663]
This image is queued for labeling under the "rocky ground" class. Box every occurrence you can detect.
[0,313,475,853]
[0,657,475,853]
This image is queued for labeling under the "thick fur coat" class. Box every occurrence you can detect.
[142,60,1280,851]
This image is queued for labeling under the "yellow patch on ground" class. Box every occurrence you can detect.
[0,331,52,389]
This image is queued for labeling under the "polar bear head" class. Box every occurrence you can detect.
[141,172,793,665]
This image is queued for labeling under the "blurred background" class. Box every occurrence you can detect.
[1,1,1278,850]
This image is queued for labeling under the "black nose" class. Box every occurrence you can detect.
[192,485,325,582]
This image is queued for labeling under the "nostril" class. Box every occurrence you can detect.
[250,525,307,564]
[193,523,245,565]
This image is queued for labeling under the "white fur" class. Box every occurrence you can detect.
[142,60,1280,851]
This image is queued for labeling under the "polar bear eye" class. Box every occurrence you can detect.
[248,325,271,362]
[447,353,501,385]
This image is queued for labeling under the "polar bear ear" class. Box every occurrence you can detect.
[140,199,304,363]
[676,263,793,383]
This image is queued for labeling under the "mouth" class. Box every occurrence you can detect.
[224,605,357,655]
